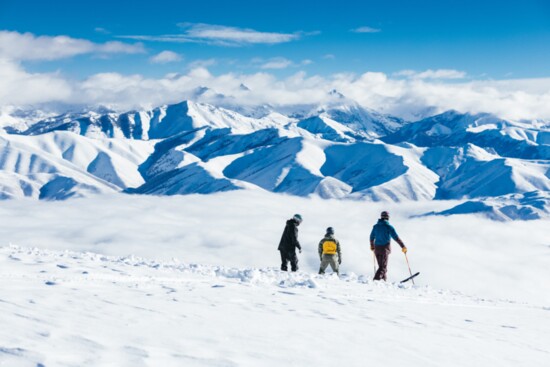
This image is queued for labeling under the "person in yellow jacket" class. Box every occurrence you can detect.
[318,227,342,275]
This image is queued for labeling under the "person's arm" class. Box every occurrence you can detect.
[390,225,406,251]
[318,240,323,259]
[369,227,375,250]
[292,224,301,251]
[337,240,342,263]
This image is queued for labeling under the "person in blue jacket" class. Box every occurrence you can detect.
[370,211,407,281]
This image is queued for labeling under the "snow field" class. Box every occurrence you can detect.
[1,191,549,366]
[0,191,548,305]
[1,245,549,367]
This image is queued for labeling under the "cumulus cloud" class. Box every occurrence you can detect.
[351,26,381,33]
[0,31,145,61]
[150,50,182,64]
[1,59,550,121]
[121,23,303,46]
[0,59,73,105]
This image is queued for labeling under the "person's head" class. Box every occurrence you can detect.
[326,227,334,236]
[293,214,303,225]
[381,211,390,220]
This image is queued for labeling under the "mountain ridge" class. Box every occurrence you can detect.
[1,99,549,220]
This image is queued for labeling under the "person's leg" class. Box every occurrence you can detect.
[374,247,387,280]
[375,247,390,281]
[289,252,299,272]
[280,250,289,271]
[329,255,339,275]
[374,251,382,280]
[319,255,330,274]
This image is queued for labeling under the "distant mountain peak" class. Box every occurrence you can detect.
[328,89,346,99]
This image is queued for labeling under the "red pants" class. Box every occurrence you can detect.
[374,244,391,281]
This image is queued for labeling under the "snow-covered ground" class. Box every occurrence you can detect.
[1,192,549,366]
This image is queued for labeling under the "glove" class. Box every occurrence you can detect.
[370,245,375,251]
[402,246,407,254]
[338,259,342,265]
[299,248,302,254]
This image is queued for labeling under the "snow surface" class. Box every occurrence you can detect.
[1,192,549,366]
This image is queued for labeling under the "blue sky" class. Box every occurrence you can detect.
[1,0,550,120]
[1,0,550,79]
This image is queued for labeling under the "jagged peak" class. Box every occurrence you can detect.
[328,89,346,99]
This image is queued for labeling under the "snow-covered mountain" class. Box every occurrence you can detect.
[0,131,153,199]
[383,110,549,160]
[22,101,287,140]
[1,101,549,220]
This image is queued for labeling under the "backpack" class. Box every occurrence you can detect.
[322,240,337,255]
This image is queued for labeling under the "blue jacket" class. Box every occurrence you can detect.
[370,219,402,246]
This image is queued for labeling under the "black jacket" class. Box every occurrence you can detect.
[278,219,301,253]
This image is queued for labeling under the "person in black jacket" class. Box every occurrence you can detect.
[277,214,303,271]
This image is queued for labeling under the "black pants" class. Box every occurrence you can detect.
[280,250,299,272]
[374,244,391,281]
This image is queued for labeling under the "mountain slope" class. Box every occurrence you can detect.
[420,144,550,199]
[0,131,153,199]
[223,137,324,195]
[383,111,549,159]
[2,102,549,219]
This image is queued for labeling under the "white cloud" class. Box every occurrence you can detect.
[395,69,467,80]
[181,23,299,45]
[351,26,381,33]
[121,23,303,46]
[0,59,73,105]
[1,59,550,121]
[150,50,182,64]
[97,41,145,54]
[260,58,293,69]
[252,57,312,70]
[323,54,335,60]
[0,31,145,61]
